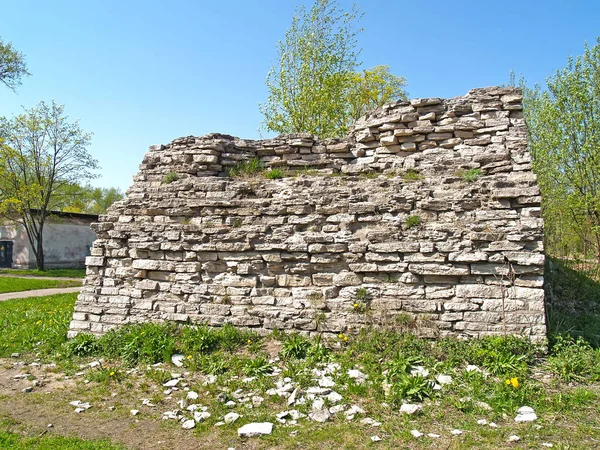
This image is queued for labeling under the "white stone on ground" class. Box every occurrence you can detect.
[347,369,367,383]
[427,433,441,438]
[508,435,520,442]
[237,422,273,437]
[309,409,331,423]
[182,419,195,429]
[451,429,464,435]
[163,378,180,387]
[515,406,537,422]
[436,374,452,385]
[400,403,421,415]
[360,417,382,427]
[194,411,211,422]
[130,409,139,416]
[327,391,343,404]
[411,430,423,438]
[224,412,240,424]
[171,354,184,367]
[410,366,429,377]
[542,443,553,448]
[318,376,335,387]
[371,435,382,442]
[251,396,264,407]
[477,419,488,425]
[187,391,199,400]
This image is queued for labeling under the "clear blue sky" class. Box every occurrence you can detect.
[1,0,598,192]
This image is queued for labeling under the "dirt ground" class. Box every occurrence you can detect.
[0,358,262,450]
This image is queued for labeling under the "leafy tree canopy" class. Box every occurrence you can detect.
[0,37,30,91]
[260,0,407,138]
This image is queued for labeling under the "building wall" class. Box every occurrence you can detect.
[70,87,547,341]
[0,220,96,268]
[0,224,30,268]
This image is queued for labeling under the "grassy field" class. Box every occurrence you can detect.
[0,277,81,294]
[0,259,598,449]
[0,268,86,278]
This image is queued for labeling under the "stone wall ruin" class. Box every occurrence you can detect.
[69,87,546,341]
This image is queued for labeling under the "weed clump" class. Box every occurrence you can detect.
[163,171,179,184]
[228,157,265,177]
[405,215,421,229]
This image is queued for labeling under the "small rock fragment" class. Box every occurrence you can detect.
[224,412,240,424]
[371,435,382,442]
[411,430,423,438]
[309,409,331,423]
[237,422,273,437]
[182,419,195,429]
[515,406,537,422]
[130,409,139,416]
[187,391,199,400]
[171,354,184,367]
[400,403,421,415]
[451,429,464,436]
[427,433,441,438]
[507,435,520,442]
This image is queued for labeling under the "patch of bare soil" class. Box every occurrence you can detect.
[0,359,264,450]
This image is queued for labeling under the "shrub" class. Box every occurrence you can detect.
[163,172,179,184]
[405,215,421,229]
[228,157,264,177]
[244,356,273,376]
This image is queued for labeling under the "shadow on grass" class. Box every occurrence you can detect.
[545,257,600,347]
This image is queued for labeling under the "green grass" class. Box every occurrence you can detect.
[0,277,81,294]
[0,268,86,278]
[0,418,125,450]
[0,293,76,358]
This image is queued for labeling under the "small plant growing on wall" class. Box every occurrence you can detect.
[459,168,482,182]
[352,287,370,314]
[402,169,423,182]
[163,172,179,184]
[405,215,421,229]
[228,157,265,178]
[359,169,378,179]
[265,168,284,179]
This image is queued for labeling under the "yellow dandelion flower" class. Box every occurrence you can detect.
[511,377,519,388]
[109,371,115,376]
[338,333,344,339]
[505,379,511,385]
[247,339,252,344]
[353,303,359,308]
[187,355,192,359]
[343,336,348,341]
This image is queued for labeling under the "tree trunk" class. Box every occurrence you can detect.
[35,230,44,271]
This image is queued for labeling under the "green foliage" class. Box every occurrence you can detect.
[522,38,600,260]
[549,334,600,382]
[163,172,179,184]
[358,170,378,179]
[65,333,101,357]
[244,356,273,376]
[545,258,600,346]
[265,168,284,179]
[0,277,81,294]
[281,333,312,359]
[405,215,421,229]
[100,323,176,365]
[228,157,264,178]
[459,168,482,182]
[260,0,407,138]
[0,37,30,91]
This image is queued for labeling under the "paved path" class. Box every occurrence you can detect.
[0,287,81,302]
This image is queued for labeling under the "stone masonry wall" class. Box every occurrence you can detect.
[69,87,546,341]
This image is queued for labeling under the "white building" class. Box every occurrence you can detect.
[0,211,98,269]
